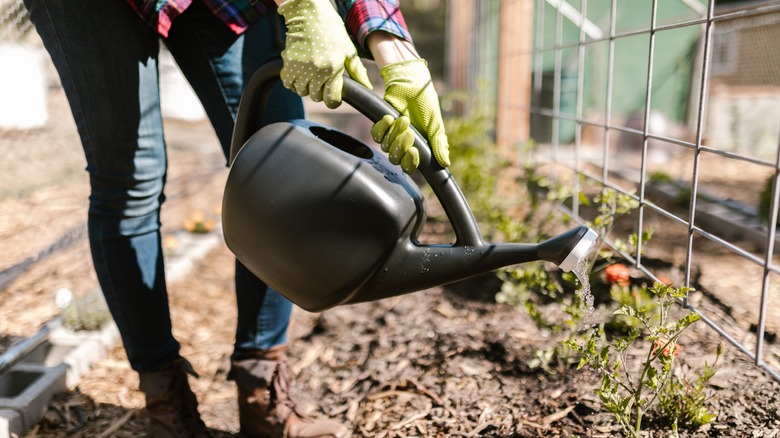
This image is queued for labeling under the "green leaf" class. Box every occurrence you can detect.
[619,395,635,416]
[645,366,659,390]
[578,191,591,206]
[675,312,702,331]
[614,305,637,317]
[599,345,610,366]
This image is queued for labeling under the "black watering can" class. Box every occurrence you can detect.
[222,59,598,312]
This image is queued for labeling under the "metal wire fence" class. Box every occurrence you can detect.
[513,0,780,382]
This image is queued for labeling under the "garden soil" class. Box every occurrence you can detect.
[2,95,780,437]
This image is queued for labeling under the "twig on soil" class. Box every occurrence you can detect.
[292,341,324,374]
[408,378,444,405]
[369,378,444,406]
[368,389,417,401]
[361,410,384,434]
[96,408,138,438]
[520,418,546,430]
[466,420,499,437]
[542,404,575,427]
[568,405,587,426]
[390,399,432,430]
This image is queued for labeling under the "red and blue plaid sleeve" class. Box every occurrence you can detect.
[338,0,412,52]
[202,0,277,35]
[126,0,276,37]
[125,0,191,37]
[128,0,409,42]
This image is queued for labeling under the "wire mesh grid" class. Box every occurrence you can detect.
[514,0,780,382]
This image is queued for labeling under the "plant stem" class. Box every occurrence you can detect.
[646,332,682,410]
[633,339,658,435]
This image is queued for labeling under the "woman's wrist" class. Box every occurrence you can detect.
[366,31,419,69]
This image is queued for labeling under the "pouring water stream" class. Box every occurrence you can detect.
[572,258,595,322]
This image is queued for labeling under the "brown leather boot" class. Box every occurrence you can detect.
[229,345,350,438]
[139,357,213,438]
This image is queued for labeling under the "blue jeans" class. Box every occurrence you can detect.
[24,0,303,372]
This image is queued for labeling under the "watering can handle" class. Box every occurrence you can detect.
[231,58,484,247]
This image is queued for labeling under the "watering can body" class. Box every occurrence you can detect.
[223,120,427,311]
[223,59,598,312]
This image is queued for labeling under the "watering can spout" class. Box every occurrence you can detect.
[538,226,599,272]
[351,225,598,304]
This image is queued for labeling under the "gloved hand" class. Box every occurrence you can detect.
[371,59,450,174]
[371,115,417,172]
[277,0,372,109]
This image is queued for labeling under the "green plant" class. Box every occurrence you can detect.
[442,96,722,434]
[658,343,722,430]
[496,262,585,371]
[648,172,674,185]
[674,188,693,209]
[495,186,643,371]
[495,263,561,307]
[61,291,112,332]
[514,145,608,245]
[443,95,496,204]
[590,189,639,238]
[567,283,704,437]
[580,188,646,277]
[443,98,538,246]
[606,284,657,335]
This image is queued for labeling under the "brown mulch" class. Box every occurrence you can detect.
[16,240,780,437]
[3,109,780,437]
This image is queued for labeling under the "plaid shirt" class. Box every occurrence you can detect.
[126,0,411,50]
[338,0,410,50]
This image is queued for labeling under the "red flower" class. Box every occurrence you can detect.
[653,337,681,358]
[605,263,631,286]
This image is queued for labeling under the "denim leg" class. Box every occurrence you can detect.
[23,0,178,372]
[164,4,304,358]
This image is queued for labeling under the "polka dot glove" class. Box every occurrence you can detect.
[371,115,418,173]
[277,0,372,109]
[373,59,450,173]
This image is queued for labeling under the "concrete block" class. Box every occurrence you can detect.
[19,322,120,388]
[0,363,66,430]
[0,409,23,438]
[49,321,119,357]
[61,342,101,388]
[22,340,101,388]
[21,342,76,368]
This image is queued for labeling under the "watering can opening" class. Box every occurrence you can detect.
[223,59,599,312]
[309,125,374,159]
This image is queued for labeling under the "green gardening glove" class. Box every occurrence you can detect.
[277,0,373,109]
[371,59,450,174]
